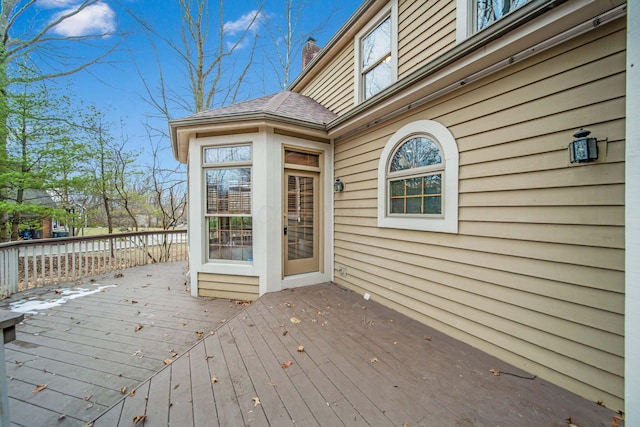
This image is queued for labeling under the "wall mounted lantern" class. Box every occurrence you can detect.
[334,178,345,192]
[569,128,598,163]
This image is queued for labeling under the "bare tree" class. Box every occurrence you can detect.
[127,0,262,123]
[264,0,335,89]
[0,0,120,241]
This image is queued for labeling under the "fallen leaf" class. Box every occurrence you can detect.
[129,389,136,397]
[297,345,305,353]
[196,331,204,339]
[120,387,127,394]
[133,415,147,424]
[54,289,63,295]
[170,350,178,357]
[489,368,501,376]
[290,317,301,324]
[209,330,215,335]
[134,324,143,332]
[131,300,138,304]
[282,330,288,336]
[163,359,173,365]
[33,384,47,393]
[282,360,293,369]
[205,355,214,360]
[565,417,579,427]
[211,376,218,384]
[84,394,93,401]
[423,335,432,341]
[370,357,378,363]
[58,414,66,420]
[252,397,261,407]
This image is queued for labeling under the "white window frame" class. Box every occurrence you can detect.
[202,144,254,263]
[377,120,459,233]
[354,0,398,104]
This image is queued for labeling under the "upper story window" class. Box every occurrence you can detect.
[378,120,459,233]
[355,0,398,103]
[475,0,531,32]
[203,144,253,262]
[457,0,532,42]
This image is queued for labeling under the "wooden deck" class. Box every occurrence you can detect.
[82,282,617,427]
[1,261,246,427]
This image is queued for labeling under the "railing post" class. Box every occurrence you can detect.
[0,310,24,426]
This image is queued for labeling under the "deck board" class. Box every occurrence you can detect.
[167,351,194,426]
[142,365,171,427]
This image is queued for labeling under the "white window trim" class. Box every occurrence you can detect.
[202,143,254,264]
[354,0,398,104]
[456,0,471,43]
[377,120,459,233]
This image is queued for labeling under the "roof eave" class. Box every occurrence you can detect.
[170,112,331,163]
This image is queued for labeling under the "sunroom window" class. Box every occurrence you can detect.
[203,145,253,261]
[475,0,531,32]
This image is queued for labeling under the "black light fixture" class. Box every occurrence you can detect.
[569,128,598,163]
[334,178,345,192]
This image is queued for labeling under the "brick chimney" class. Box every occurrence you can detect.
[302,37,320,68]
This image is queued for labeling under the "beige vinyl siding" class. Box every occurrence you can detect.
[333,18,625,410]
[198,273,259,300]
[398,0,456,78]
[299,44,355,115]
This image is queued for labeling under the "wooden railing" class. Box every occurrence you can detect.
[0,230,188,298]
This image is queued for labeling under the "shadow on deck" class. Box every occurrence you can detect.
[80,280,616,427]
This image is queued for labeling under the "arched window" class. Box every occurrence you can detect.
[378,120,458,233]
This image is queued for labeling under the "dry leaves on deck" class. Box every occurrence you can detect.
[211,376,218,384]
[290,317,301,324]
[297,345,305,353]
[134,324,143,332]
[282,360,293,369]
[33,384,47,393]
[163,359,173,365]
[196,331,205,339]
[489,368,501,376]
[252,397,261,407]
[133,415,147,424]
[370,357,378,364]
[120,386,127,394]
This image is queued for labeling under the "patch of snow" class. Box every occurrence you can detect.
[9,285,117,314]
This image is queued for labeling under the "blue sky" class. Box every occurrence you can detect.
[16,0,363,166]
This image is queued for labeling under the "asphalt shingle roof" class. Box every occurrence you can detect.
[186,91,337,125]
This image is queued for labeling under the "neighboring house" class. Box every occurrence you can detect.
[11,189,57,239]
[171,0,637,419]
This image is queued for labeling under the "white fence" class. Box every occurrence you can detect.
[0,230,188,298]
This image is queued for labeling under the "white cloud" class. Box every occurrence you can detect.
[223,9,264,36]
[51,2,117,37]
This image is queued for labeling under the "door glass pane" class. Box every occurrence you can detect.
[287,175,314,261]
